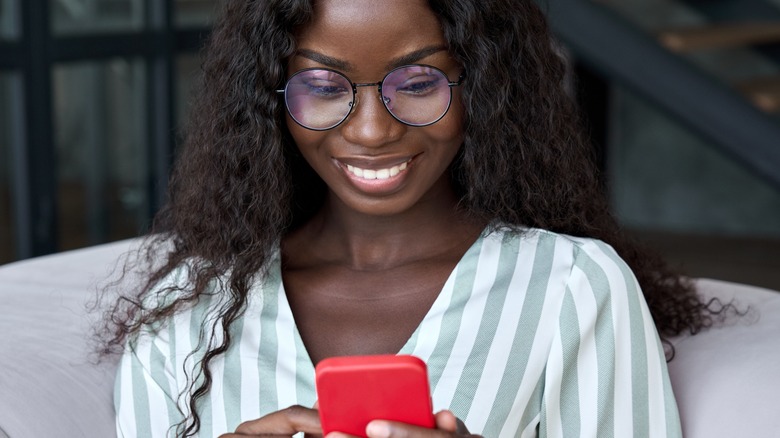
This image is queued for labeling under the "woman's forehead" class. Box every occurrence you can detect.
[302,0,442,42]
[294,0,447,72]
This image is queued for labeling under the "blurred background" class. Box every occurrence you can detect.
[0,0,778,289]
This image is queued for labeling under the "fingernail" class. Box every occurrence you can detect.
[366,421,391,438]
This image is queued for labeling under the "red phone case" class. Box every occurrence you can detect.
[315,354,435,437]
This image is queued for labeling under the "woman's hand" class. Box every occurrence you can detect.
[218,405,322,437]
[326,410,482,438]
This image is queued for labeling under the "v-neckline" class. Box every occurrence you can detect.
[274,225,490,370]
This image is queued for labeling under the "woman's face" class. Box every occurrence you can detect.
[286,0,464,218]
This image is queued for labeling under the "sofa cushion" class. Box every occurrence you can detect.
[668,278,780,438]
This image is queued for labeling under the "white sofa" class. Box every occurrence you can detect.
[1,239,779,437]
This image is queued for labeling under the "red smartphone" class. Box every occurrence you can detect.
[315,354,435,437]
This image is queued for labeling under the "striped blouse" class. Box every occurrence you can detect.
[115,226,682,437]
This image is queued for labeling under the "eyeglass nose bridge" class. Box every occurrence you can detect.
[347,80,394,119]
[352,80,389,103]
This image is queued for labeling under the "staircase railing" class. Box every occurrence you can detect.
[536,0,780,190]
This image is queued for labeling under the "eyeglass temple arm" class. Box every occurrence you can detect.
[449,73,466,87]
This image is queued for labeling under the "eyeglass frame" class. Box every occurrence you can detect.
[276,64,465,131]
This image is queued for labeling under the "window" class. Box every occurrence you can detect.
[175,53,202,124]
[610,84,780,237]
[53,59,148,250]
[176,0,216,28]
[52,0,145,35]
[0,0,213,263]
[0,0,18,39]
[0,72,19,263]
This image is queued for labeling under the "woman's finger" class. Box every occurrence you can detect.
[362,411,480,438]
[363,420,451,438]
[433,410,458,433]
[230,405,322,436]
[220,434,294,438]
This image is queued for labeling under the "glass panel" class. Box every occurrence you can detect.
[53,58,149,251]
[0,0,19,39]
[175,53,202,126]
[0,72,17,264]
[175,0,217,28]
[51,0,145,35]
[610,84,780,238]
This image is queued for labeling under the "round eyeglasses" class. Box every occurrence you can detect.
[276,64,464,131]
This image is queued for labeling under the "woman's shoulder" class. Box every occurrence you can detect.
[486,224,620,257]
[485,225,635,287]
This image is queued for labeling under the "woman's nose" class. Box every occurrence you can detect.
[340,87,405,148]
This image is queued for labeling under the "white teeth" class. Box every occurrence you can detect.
[346,164,364,177]
[345,161,410,180]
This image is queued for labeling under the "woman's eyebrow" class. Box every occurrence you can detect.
[296,49,353,71]
[385,46,448,70]
[295,46,448,72]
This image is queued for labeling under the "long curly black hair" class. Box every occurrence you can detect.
[98,0,722,436]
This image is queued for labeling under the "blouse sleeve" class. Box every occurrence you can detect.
[115,328,185,438]
[539,239,682,437]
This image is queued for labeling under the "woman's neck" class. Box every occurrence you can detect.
[282,186,485,272]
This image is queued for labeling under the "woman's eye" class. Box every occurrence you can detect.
[306,81,349,98]
[396,76,441,95]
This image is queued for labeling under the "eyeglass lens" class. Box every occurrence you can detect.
[283,65,453,130]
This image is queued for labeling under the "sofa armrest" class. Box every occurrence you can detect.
[0,240,139,438]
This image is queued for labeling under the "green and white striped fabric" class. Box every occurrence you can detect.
[116,227,681,437]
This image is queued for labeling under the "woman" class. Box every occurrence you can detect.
[104,0,716,436]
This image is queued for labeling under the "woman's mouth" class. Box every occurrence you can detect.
[344,161,409,180]
[337,157,414,194]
